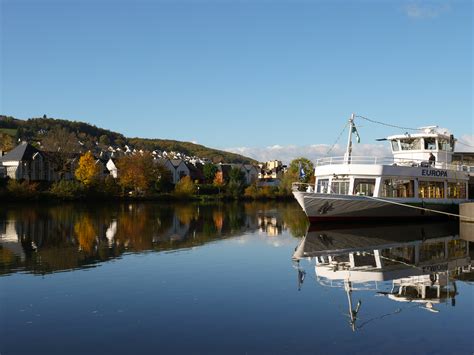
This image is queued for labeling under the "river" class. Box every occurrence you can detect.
[0,202,472,354]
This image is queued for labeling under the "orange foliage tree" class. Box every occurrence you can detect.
[116,152,159,194]
[75,151,100,186]
[213,171,224,189]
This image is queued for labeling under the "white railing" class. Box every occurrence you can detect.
[315,156,394,166]
[292,182,314,192]
[315,156,474,173]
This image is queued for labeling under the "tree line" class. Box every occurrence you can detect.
[0,151,314,201]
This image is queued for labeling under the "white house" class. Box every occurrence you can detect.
[0,142,48,181]
[106,158,118,178]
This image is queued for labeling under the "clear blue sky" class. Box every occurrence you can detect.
[1,0,472,151]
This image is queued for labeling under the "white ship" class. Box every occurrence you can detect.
[292,114,472,222]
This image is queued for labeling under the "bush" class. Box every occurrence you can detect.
[6,180,38,198]
[244,184,278,199]
[96,175,121,196]
[50,180,83,199]
[174,176,196,197]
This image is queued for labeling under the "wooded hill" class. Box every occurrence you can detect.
[0,115,257,164]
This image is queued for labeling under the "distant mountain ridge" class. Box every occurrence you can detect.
[0,115,257,164]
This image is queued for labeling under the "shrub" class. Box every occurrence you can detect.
[6,180,38,198]
[174,176,196,197]
[50,180,83,199]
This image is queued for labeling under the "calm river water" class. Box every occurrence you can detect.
[0,202,473,354]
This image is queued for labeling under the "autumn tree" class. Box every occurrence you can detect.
[213,171,224,193]
[75,151,100,187]
[116,152,160,194]
[0,133,15,151]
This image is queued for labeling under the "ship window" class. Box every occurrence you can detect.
[438,139,454,152]
[447,182,466,199]
[382,179,414,198]
[331,179,350,195]
[424,138,436,150]
[381,246,415,265]
[391,140,400,151]
[418,180,445,199]
[353,178,376,196]
[400,138,422,150]
[447,240,467,258]
[316,179,329,193]
[419,241,445,262]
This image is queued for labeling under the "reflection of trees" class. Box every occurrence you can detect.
[279,203,309,237]
[74,215,96,254]
[115,205,154,251]
[175,204,199,225]
[0,201,305,275]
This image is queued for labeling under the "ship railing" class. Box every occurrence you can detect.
[291,182,314,192]
[315,156,474,172]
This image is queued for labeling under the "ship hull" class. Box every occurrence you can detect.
[293,191,460,222]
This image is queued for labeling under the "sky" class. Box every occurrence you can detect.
[1,0,472,163]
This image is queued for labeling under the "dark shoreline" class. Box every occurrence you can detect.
[0,192,295,203]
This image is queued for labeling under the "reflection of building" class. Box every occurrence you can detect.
[293,222,473,331]
[0,220,25,261]
[257,211,287,237]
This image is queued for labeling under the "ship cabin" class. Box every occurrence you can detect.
[311,127,470,201]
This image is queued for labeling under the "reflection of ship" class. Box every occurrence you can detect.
[292,222,473,331]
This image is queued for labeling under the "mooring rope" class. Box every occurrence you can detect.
[360,194,474,221]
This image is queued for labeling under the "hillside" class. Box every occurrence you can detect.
[0,115,257,164]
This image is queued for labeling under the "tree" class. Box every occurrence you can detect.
[99,135,110,146]
[213,171,224,193]
[41,127,82,179]
[0,133,15,151]
[279,157,314,195]
[203,163,218,184]
[75,151,100,187]
[227,167,246,198]
[174,176,196,196]
[116,152,159,194]
[154,162,173,193]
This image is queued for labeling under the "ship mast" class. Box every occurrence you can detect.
[344,113,355,164]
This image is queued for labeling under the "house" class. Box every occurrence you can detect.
[42,151,79,181]
[242,164,259,185]
[0,142,49,181]
[158,159,191,184]
[106,158,118,178]
[185,162,204,183]
[257,160,286,187]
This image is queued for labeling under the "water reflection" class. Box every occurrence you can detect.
[0,202,308,275]
[292,222,473,331]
